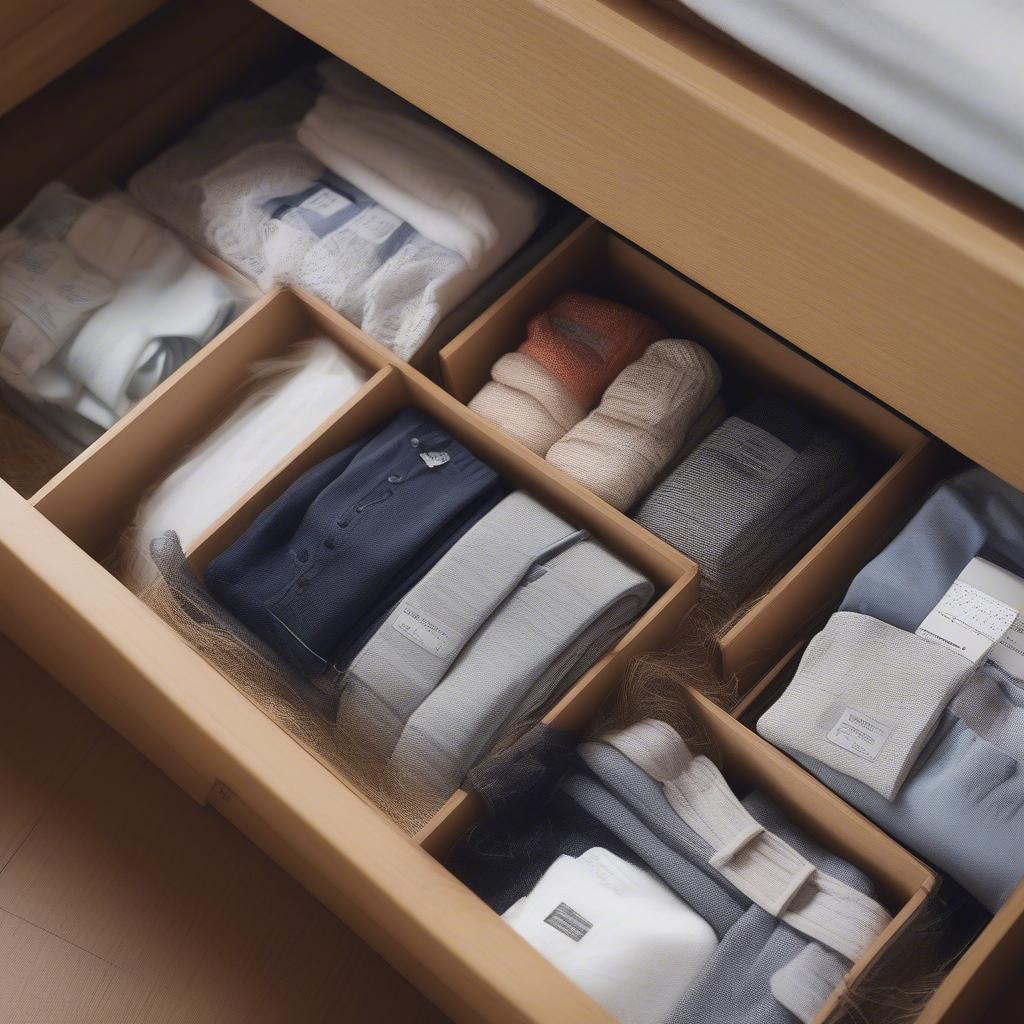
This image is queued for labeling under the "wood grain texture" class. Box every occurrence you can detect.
[0,633,446,1024]
[251,0,1024,489]
[0,0,165,118]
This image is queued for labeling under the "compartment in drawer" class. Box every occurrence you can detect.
[0,0,576,497]
[733,625,1024,1023]
[32,284,698,840]
[439,220,940,695]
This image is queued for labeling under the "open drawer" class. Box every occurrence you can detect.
[0,235,940,1024]
[0,469,936,1023]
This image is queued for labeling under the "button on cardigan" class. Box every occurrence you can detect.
[204,407,505,689]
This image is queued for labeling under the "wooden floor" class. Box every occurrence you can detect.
[0,632,447,1023]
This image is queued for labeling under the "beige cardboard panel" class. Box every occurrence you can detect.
[718,437,941,688]
[32,290,391,558]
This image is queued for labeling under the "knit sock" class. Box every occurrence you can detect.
[519,292,664,407]
[468,352,586,456]
[546,338,720,510]
[635,397,864,602]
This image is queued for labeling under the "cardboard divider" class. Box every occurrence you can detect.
[148,317,699,849]
[439,223,939,692]
[29,278,700,861]
[917,879,1024,1024]
[420,632,936,1024]
[670,686,935,1023]
[32,289,394,558]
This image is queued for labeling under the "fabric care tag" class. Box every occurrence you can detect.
[391,602,461,659]
[543,903,593,942]
[916,557,1024,665]
[299,186,353,218]
[347,206,403,246]
[826,707,893,762]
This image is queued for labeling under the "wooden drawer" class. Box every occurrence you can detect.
[439,219,938,689]
[0,3,1007,1023]
[246,0,1024,492]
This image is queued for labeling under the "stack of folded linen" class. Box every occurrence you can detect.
[448,718,892,1024]
[0,183,241,453]
[130,62,546,361]
[759,468,1024,912]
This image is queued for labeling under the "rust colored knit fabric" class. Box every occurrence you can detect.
[519,292,665,406]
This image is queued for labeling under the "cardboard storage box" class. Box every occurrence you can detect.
[439,219,939,690]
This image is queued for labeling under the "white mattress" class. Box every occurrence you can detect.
[678,0,1024,208]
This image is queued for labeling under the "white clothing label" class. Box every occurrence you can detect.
[992,618,1024,678]
[299,187,352,218]
[347,206,403,245]
[543,903,593,942]
[725,420,798,482]
[826,707,893,762]
[419,450,450,469]
[392,602,460,658]
[916,557,1021,663]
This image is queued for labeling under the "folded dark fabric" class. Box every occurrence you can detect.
[634,396,864,601]
[205,408,505,691]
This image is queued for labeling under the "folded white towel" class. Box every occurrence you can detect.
[122,338,368,591]
[503,847,718,1024]
[297,61,544,333]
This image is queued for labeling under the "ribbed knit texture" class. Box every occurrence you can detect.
[595,719,891,961]
[546,338,721,510]
[468,352,586,455]
[635,396,864,601]
[338,491,653,804]
[758,612,974,800]
[519,292,665,407]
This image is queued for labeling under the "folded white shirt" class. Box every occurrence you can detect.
[503,847,718,1024]
[297,62,544,324]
